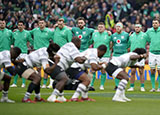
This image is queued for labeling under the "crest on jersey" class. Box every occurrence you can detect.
[78,35,82,39]
[83,31,86,35]
[76,32,79,34]
[114,37,117,39]
[116,39,121,44]
[121,36,124,39]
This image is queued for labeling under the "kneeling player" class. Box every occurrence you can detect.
[66,45,107,102]
[104,48,147,102]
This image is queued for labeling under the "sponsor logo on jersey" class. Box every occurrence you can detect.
[76,32,79,34]
[116,39,121,44]
[121,36,124,39]
[78,35,82,39]
[83,31,86,35]
[114,37,117,39]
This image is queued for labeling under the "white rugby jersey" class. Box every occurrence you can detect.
[57,42,81,70]
[0,50,12,68]
[71,48,100,70]
[25,47,49,69]
[110,52,138,68]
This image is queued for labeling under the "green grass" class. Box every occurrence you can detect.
[0,78,160,115]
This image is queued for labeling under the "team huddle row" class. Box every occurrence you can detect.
[0,35,147,103]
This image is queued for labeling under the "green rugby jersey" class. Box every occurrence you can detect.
[91,31,111,57]
[72,27,94,52]
[111,31,129,56]
[13,29,33,53]
[30,27,54,50]
[144,27,160,54]
[0,28,13,51]
[53,26,72,47]
[129,31,147,52]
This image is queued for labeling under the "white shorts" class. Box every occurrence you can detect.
[149,52,160,69]
[135,59,145,67]
[100,57,110,63]
[16,53,28,60]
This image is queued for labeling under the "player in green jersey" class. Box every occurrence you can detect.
[89,22,112,90]
[30,18,54,88]
[53,18,72,47]
[111,22,129,90]
[144,19,160,92]
[127,24,147,92]
[72,17,94,52]
[0,19,13,51]
[10,20,33,88]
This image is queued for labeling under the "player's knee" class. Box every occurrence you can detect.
[33,75,41,84]
[123,75,129,81]
[61,76,69,84]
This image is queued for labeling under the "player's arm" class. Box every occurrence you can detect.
[66,29,72,42]
[44,55,60,74]
[90,63,103,71]
[130,54,147,60]
[74,56,86,64]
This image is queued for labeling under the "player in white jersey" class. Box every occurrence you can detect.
[14,42,60,103]
[104,48,147,102]
[66,45,107,102]
[0,47,21,103]
[46,37,86,102]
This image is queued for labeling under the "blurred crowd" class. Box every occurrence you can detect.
[0,0,160,32]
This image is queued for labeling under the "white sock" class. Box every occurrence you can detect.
[35,93,41,99]
[115,79,128,97]
[24,92,31,100]
[52,88,61,96]
[82,92,88,98]
[82,87,88,98]
[49,78,54,86]
[72,83,86,99]
[2,90,8,98]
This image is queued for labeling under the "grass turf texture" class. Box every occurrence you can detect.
[0,78,160,115]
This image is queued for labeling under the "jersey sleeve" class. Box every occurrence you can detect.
[144,32,150,43]
[90,32,95,45]
[66,29,72,42]
[38,48,49,69]
[49,30,54,41]
[70,44,81,59]
[27,31,33,46]
[128,35,132,48]
[88,53,97,64]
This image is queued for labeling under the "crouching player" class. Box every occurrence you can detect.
[46,37,86,102]
[0,47,21,103]
[104,48,147,102]
[14,42,59,103]
[66,45,107,102]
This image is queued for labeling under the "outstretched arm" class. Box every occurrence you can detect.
[74,56,87,64]
[130,54,147,60]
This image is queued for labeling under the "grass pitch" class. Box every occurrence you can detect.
[0,78,160,115]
